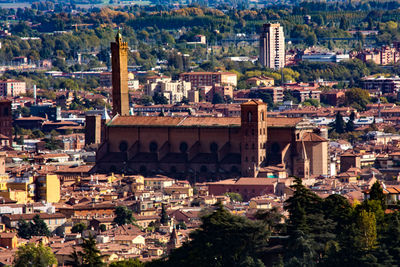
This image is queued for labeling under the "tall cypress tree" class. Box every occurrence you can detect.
[334,111,345,134]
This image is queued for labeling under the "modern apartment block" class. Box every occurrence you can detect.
[259,23,285,69]
[0,80,26,97]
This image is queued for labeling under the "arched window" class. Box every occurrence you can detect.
[179,142,188,153]
[261,111,264,121]
[230,166,239,173]
[263,128,266,134]
[248,111,252,122]
[271,142,280,153]
[210,142,218,153]
[139,165,147,174]
[149,141,158,153]
[200,165,208,173]
[119,141,128,152]
[260,129,262,135]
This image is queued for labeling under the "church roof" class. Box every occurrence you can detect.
[241,99,265,106]
[108,116,240,128]
[301,132,327,142]
[108,116,304,128]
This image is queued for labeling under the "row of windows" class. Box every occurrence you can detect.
[122,165,240,174]
[247,111,265,122]
[245,142,267,150]
[245,128,266,136]
[119,141,219,153]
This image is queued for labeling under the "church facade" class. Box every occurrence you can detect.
[93,33,328,179]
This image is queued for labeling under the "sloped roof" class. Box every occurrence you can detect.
[302,132,327,142]
[109,115,302,128]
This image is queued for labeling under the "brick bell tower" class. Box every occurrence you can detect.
[111,30,130,117]
[240,100,268,177]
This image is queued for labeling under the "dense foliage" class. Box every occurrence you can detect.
[14,243,57,267]
[147,179,400,266]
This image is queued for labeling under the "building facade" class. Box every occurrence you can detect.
[0,80,26,97]
[259,23,285,69]
[179,72,237,88]
[95,100,328,179]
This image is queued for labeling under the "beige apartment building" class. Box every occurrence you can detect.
[259,23,285,69]
[0,80,26,97]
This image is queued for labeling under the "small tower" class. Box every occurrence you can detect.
[111,30,130,117]
[167,227,181,253]
[240,100,268,177]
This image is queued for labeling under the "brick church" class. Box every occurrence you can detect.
[93,33,328,179]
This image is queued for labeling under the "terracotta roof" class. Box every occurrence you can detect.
[209,177,277,186]
[241,100,265,106]
[15,116,46,121]
[235,177,278,185]
[302,132,327,142]
[4,213,66,221]
[109,115,303,128]
[268,117,303,127]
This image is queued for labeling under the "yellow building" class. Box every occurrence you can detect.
[0,189,28,204]
[37,174,61,203]
[164,185,194,197]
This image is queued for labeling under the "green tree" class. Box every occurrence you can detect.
[69,236,104,267]
[114,206,134,226]
[31,215,51,237]
[212,92,224,104]
[303,98,319,107]
[255,206,284,233]
[14,243,57,267]
[163,203,269,266]
[225,192,243,202]
[346,111,356,132]
[99,224,107,232]
[369,181,386,209]
[344,88,371,111]
[109,258,144,267]
[17,219,32,239]
[153,92,169,105]
[71,222,87,234]
[333,111,346,134]
[358,210,377,251]
[160,203,169,225]
[18,215,50,239]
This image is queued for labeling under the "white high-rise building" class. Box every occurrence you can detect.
[259,23,285,70]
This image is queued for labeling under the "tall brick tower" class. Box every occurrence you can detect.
[241,100,268,177]
[111,31,129,117]
[0,99,12,145]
